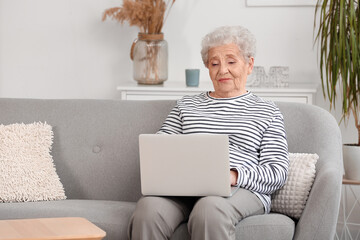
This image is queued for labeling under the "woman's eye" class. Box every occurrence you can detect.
[228,61,235,64]
[211,63,218,66]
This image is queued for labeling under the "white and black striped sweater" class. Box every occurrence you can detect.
[158,91,289,213]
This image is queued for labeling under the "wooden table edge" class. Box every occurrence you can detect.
[342,178,360,185]
[0,217,106,240]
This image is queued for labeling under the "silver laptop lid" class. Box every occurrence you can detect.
[139,134,232,197]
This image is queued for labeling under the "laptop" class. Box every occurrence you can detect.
[138,134,239,197]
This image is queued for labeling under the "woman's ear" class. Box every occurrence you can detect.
[247,57,255,75]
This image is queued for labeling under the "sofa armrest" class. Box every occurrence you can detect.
[293,164,342,239]
[276,102,343,239]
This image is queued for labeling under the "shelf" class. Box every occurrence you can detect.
[117,81,318,104]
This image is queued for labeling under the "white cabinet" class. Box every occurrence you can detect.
[117,81,318,105]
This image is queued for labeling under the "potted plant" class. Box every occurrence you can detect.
[102,0,176,85]
[314,0,360,180]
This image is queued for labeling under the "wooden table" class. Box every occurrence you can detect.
[0,217,106,240]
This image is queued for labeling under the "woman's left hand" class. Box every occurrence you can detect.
[230,170,238,186]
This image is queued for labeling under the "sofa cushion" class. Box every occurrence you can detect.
[235,214,295,239]
[171,213,295,240]
[0,199,136,240]
[0,122,65,202]
[271,153,318,219]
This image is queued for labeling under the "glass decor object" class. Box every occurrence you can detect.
[131,33,168,85]
[247,66,266,87]
[102,0,176,85]
[268,66,290,88]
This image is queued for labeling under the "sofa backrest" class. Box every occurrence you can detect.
[0,99,342,203]
[0,99,176,202]
[277,102,342,172]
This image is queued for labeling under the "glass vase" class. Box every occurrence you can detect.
[131,33,168,85]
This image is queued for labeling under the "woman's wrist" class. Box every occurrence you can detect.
[230,169,238,186]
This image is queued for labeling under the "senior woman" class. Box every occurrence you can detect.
[128,25,289,240]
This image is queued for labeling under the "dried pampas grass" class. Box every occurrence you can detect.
[102,0,176,34]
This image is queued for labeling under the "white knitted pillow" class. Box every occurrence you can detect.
[271,153,318,219]
[0,122,66,202]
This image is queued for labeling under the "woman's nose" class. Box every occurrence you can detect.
[219,63,229,74]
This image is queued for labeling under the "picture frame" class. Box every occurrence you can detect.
[246,0,319,6]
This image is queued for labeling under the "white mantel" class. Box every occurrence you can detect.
[117,81,318,105]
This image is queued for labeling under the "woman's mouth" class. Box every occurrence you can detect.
[218,78,231,82]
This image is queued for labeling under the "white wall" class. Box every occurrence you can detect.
[0,1,318,95]
[0,0,357,142]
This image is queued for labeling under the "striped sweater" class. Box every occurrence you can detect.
[158,91,289,213]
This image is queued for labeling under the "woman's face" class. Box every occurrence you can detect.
[207,43,254,98]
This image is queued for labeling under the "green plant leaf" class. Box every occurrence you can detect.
[314,0,359,134]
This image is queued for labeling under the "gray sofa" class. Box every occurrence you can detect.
[0,98,343,240]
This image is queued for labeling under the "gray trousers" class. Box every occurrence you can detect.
[127,188,264,240]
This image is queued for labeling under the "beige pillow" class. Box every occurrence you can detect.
[0,122,66,202]
[271,153,318,219]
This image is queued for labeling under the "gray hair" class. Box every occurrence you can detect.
[201,26,256,66]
